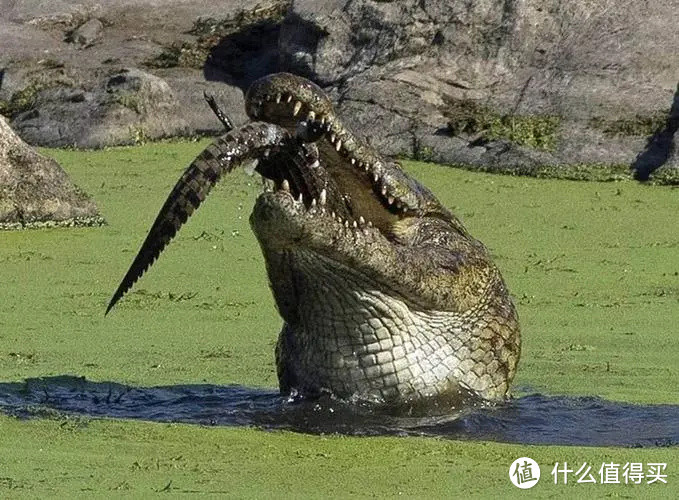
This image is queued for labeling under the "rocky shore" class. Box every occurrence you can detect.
[1,0,678,180]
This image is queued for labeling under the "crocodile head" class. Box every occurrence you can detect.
[246,74,520,406]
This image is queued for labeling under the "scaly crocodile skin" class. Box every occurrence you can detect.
[108,73,520,408]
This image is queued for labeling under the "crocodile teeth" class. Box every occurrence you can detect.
[307,111,316,121]
[387,196,394,205]
[330,133,336,143]
[297,193,303,203]
[351,158,356,165]
[359,216,365,225]
[282,179,290,192]
[331,211,336,219]
[310,160,320,169]
[311,198,317,208]
[381,186,387,196]
[335,139,342,152]
[263,149,270,158]
[286,95,293,103]
[319,188,327,205]
[344,220,349,228]
[367,221,373,227]
[352,220,358,228]
[275,94,282,104]
[293,101,302,116]
[374,173,380,183]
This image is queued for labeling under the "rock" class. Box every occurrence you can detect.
[0,1,278,147]
[162,69,249,136]
[280,0,679,175]
[67,18,104,47]
[0,116,102,228]
[11,68,190,148]
[3,0,98,28]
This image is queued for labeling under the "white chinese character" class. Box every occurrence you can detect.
[552,462,573,484]
[599,462,620,484]
[576,463,596,484]
[646,463,668,484]
[622,462,644,484]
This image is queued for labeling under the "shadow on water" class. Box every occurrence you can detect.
[0,376,677,448]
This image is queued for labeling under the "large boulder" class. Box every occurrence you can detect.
[0,116,102,228]
[0,0,283,148]
[279,0,679,175]
[11,68,190,148]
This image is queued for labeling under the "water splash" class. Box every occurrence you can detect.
[0,376,677,447]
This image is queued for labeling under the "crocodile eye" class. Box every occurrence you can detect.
[295,120,325,143]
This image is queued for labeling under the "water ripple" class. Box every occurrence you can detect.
[0,376,677,447]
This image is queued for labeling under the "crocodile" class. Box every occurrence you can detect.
[107,73,520,409]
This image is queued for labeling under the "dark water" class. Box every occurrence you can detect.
[0,376,677,448]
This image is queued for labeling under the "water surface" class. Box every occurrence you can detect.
[0,376,677,448]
